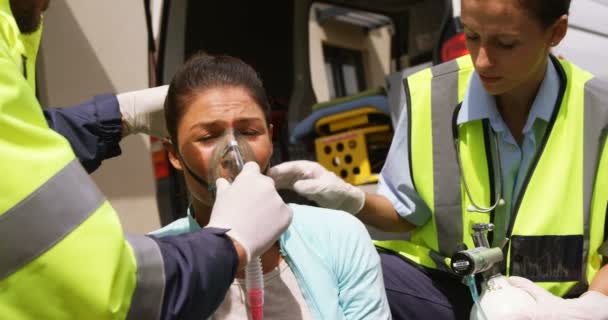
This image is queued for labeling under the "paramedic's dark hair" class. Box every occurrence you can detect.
[164,52,272,142]
[518,0,571,28]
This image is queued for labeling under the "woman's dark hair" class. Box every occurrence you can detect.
[518,0,571,28]
[164,52,272,142]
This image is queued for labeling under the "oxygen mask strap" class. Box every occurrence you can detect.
[173,139,216,193]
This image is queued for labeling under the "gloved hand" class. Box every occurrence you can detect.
[502,276,608,320]
[268,160,365,215]
[207,162,293,265]
[117,85,168,138]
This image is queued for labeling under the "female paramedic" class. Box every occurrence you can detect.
[0,1,292,319]
[270,0,608,319]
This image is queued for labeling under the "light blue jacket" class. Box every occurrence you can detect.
[150,203,391,319]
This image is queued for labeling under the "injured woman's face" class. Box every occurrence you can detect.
[167,85,273,208]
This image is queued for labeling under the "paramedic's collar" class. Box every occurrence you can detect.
[457,59,559,134]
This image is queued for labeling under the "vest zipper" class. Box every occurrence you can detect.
[21,54,27,79]
[482,120,497,245]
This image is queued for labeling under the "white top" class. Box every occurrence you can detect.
[212,260,314,320]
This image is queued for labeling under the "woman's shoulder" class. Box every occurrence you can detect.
[287,203,369,238]
[289,203,359,222]
[284,204,379,272]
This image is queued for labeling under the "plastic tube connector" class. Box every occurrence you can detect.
[246,256,264,320]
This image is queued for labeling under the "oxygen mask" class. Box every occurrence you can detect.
[207,130,256,193]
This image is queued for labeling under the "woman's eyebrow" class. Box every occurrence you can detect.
[463,23,474,31]
[187,118,264,133]
[188,120,227,133]
[462,23,519,38]
[234,117,265,124]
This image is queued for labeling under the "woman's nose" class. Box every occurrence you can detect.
[475,45,494,71]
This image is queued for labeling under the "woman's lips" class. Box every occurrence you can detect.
[479,74,502,83]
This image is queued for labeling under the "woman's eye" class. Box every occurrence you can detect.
[496,38,517,49]
[242,130,259,136]
[499,42,516,49]
[465,33,479,41]
[198,135,216,142]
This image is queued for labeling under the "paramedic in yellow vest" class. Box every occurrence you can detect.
[270,0,608,319]
[0,1,293,319]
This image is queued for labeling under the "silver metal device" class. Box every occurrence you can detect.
[450,223,504,277]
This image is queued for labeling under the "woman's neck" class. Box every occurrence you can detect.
[192,200,212,227]
[191,198,283,277]
[495,61,547,145]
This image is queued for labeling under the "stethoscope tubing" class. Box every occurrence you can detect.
[451,104,505,213]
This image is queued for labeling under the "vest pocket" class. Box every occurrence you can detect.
[510,235,583,282]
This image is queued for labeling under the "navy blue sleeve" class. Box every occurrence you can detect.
[151,227,238,320]
[43,94,123,173]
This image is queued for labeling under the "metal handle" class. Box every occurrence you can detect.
[472,223,494,248]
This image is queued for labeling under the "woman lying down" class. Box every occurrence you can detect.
[149,52,391,320]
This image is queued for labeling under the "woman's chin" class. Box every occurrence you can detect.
[480,81,506,96]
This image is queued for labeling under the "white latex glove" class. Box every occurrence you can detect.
[268,160,365,215]
[502,276,608,320]
[471,275,536,320]
[117,85,168,138]
[207,162,293,265]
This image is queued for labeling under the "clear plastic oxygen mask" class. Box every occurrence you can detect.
[221,140,245,181]
[173,130,255,198]
[207,131,265,320]
[207,131,256,193]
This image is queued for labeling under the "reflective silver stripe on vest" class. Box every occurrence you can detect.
[0,159,104,280]
[125,234,166,320]
[583,77,608,275]
[430,59,463,257]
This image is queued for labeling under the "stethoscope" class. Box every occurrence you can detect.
[452,104,506,213]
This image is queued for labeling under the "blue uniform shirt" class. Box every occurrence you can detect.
[44,94,123,173]
[378,58,560,246]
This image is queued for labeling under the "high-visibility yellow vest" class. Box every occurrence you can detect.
[375,55,608,297]
[0,1,164,318]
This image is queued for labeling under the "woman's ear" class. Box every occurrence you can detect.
[268,123,274,141]
[266,124,274,165]
[549,14,568,47]
[164,138,184,171]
